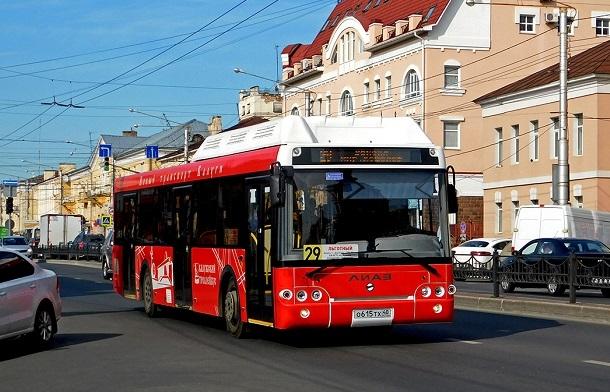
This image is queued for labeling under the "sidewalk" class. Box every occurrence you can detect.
[455,292,610,325]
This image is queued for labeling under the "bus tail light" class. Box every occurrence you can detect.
[300,308,310,318]
[433,304,443,313]
[279,289,293,300]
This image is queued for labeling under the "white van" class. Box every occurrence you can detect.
[512,205,610,251]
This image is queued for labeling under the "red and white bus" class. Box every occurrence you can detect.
[112,115,457,337]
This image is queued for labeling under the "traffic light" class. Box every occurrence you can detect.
[104,157,110,171]
[6,197,13,214]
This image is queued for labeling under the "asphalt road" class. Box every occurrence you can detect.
[1,263,610,392]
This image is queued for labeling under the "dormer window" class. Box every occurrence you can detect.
[363,0,373,12]
[374,0,382,7]
[422,6,436,22]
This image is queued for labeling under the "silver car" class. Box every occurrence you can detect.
[101,229,113,280]
[0,249,62,347]
[0,236,33,258]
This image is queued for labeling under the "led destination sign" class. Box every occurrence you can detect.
[292,147,439,165]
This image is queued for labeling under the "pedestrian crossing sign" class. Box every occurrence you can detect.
[101,215,112,227]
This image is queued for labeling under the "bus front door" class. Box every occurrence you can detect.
[172,185,193,307]
[245,180,273,324]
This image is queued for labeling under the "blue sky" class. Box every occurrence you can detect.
[0,0,335,179]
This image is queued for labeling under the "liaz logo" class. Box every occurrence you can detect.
[348,273,392,282]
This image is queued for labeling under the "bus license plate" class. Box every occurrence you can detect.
[351,308,394,327]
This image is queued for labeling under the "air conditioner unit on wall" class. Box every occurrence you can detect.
[545,12,559,24]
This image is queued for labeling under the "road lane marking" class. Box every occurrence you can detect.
[583,360,610,368]
[447,338,482,345]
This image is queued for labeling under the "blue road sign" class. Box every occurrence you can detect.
[2,179,19,187]
[145,145,159,159]
[99,144,112,158]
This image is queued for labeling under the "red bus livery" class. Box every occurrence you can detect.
[113,115,458,337]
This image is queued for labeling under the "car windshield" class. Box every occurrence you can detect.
[2,237,27,246]
[290,169,448,259]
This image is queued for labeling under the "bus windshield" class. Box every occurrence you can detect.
[290,169,449,259]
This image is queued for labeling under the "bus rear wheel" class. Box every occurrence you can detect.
[224,278,246,338]
[143,269,158,317]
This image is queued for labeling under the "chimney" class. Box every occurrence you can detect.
[43,170,56,181]
[122,130,138,137]
[208,116,223,135]
[58,163,76,174]
[408,14,423,31]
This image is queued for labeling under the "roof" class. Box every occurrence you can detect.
[476,39,610,103]
[283,0,450,67]
[223,116,269,132]
[192,115,435,162]
[115,119,211,159]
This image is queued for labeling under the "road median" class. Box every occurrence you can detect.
[456,292,610,325]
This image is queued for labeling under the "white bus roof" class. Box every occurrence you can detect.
[192,115,437,162]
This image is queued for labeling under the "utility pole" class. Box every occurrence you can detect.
[184,126,190,163]
[557,7,570,205]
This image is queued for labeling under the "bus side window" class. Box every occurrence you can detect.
[193,182,219,247]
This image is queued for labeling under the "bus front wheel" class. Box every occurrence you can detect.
[224,278,246,338]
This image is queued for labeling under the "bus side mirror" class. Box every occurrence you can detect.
[270,163,284,207]
[448,184,458,214]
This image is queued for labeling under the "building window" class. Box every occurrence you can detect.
[551,117,559,158]
[326,95,331,115]
[512,125,520,164]
[374,78,381,100]
[496,127,503,166]
[444,65,459,88]
[519,14,535,33]
[574,113,583,156]
[496,203,503,233]
[575,195,583,208]
[404,70,420,98]
[512,200,519,226]
[337,32,357,63]
[596,17,610,36]
[363,82,370,104]
[443,122,459,149]
[291,107,300,116]
[318,98,323,115]
[530,120,539,161]
[246,103,250,114]
[385,75,392,98]
[340,90,354,116]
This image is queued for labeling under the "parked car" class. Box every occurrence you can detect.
[0,249,61,347]
[71,232,105,251]
[101,229,113,280]
[452,238,511,268]
[0,236,33,258]
[500,237,610,297]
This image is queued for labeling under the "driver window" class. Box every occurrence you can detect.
[521,242,538,255]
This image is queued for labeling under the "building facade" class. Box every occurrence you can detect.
[477,40,610,237]
[279,0,610,240]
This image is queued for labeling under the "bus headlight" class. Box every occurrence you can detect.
[311,290,322,301]
[435,287,445,297]
[421,286,431,298]
[448,285,457,295]
[279,289,293,300]
[296,290,307,302]
[433,304,443,313]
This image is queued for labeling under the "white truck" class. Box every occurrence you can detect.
[512,205,610,251]
[39,214,84,247]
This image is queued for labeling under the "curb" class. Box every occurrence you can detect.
[39,259,101,269]
[455,294,610,325]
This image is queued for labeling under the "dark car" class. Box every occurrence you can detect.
[100,229,113,280]
[71,232,105,250]
[500,237,610,297]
